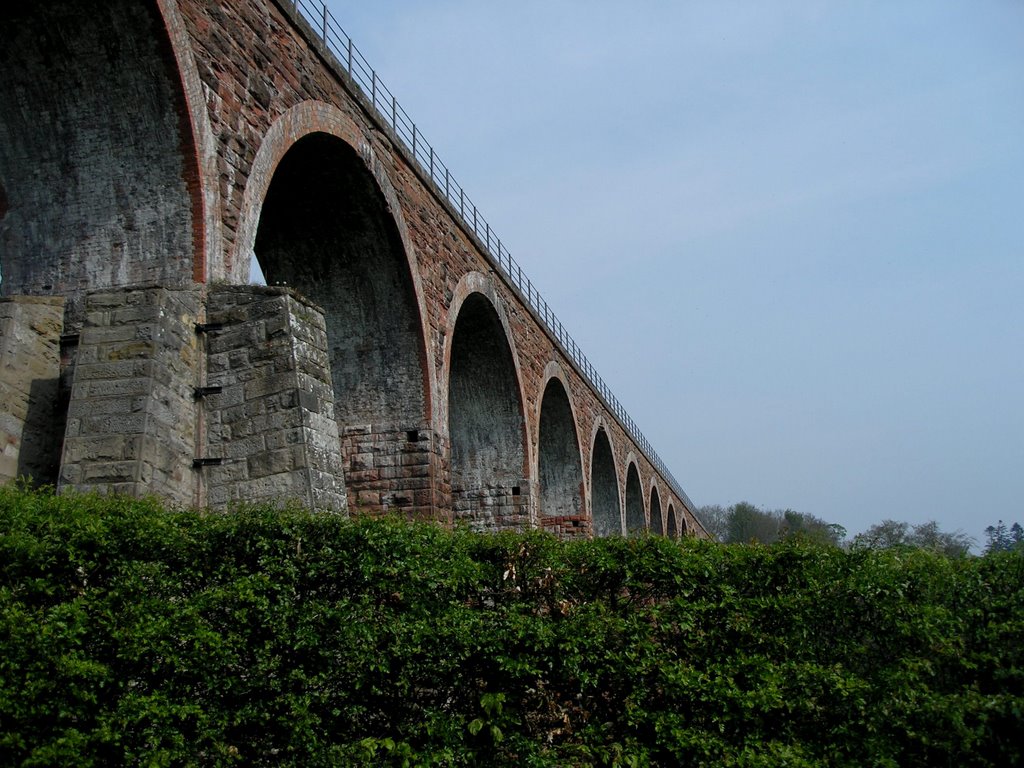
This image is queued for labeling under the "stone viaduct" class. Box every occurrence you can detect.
[0,0,708,538]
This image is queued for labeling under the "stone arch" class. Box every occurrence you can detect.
[238,104,435,403]
[666,502,678,539]
[235,103,396,280]
[650,482,664,535]
[0,0,204,319]
[442,272,530,441]
[536,363,584,521]
[624,459,645,536]
[590,419,621,536]
[445,282,529,530]
[242,113,434,512]
[680,510,690,537]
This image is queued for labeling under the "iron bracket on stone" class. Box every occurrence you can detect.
[193,385,223,399]
[194,322,224,334]
[192,457,224,468]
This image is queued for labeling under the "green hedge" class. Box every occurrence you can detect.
[1,486,1021,766]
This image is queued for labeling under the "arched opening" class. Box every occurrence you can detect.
[681,514,690,537]
[538,377,583,520]
[590,427,620,536]
[0,0,198,315]
[625,463,645,536]
[253,132,429,511]
[448,293,527,529]
[650,486,664,535]
[667,503,678,539]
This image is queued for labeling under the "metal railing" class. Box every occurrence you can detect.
[288,0,697,516]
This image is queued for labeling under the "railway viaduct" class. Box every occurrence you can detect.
[0,0,708,538]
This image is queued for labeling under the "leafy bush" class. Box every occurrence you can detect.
[2,486,1021,766]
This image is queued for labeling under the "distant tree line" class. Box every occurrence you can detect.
[697,502,846,547]
[696,502,1005,558]
[851,519,973,557]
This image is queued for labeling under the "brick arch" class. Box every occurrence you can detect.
[233,102,424,289]
[624,456,645,536]
[666,501,678,539]
[535,362,585,523]
[442,272,531,442]
[236,102,436,410]
[589,417,621,536]
[444,276,531,530]
[649,480,664,536]
[155,0,222,283]
[237,105,437,514]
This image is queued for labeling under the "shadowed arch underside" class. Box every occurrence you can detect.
[448,293,528,530]
[667,503,678,539]
[0,0,198,321]
[253,131,431,513]
[538,378,584,521]
[591,427,620,536]
[650,486,664,535]
[625,463,645,536]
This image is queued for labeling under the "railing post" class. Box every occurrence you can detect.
[321,3,327,43]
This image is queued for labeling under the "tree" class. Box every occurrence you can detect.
[779,509,846,546]
[696,504,730,541]
[853,519,973,557]
[727,501,780,544]
[852,519,910,549]
[698,503,846,546]
[984,521,1024,554]
[907,521,973,558]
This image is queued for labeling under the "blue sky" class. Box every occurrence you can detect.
[322,0,1024,546]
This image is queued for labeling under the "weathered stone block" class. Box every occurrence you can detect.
[60,287,200,506]
[201,287,347,512]
[0,296,64,485]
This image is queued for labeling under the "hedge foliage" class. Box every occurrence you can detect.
[1,486,1022,766]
